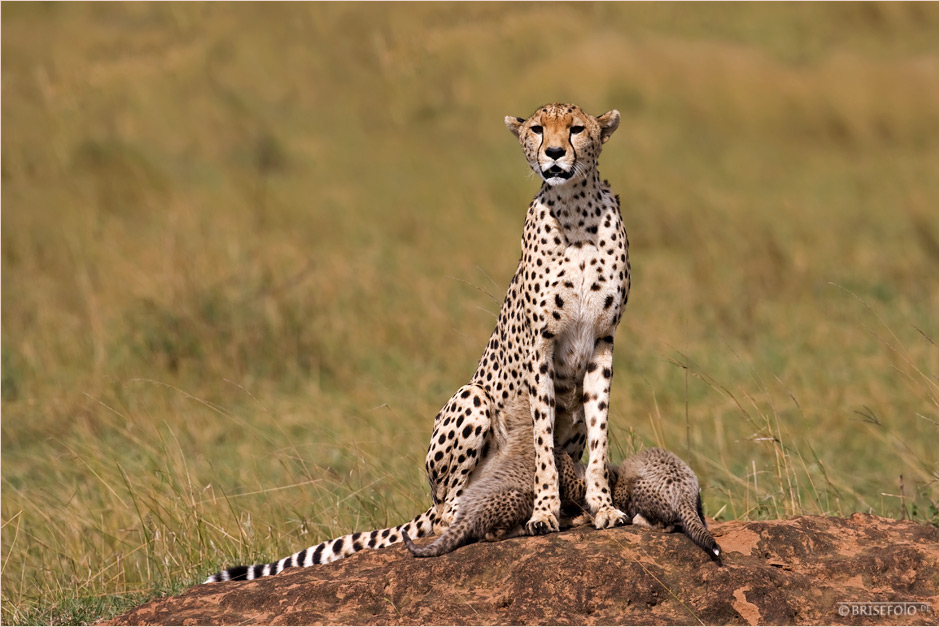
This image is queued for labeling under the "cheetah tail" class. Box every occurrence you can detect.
[204,506,439,583]
[679,496,722,563]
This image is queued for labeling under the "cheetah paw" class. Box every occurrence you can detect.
[525,510,560,535]
[593,506,628,529]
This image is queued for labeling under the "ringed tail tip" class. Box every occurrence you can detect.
[708,542,723,564]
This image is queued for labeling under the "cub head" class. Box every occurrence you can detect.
[505,103,620,186]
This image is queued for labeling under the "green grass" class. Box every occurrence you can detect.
[2,2,938,624]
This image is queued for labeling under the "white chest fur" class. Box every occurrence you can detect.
[551,242,612,367]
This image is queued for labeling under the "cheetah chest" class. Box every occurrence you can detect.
[539,240,624,404]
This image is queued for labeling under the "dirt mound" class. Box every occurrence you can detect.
[105,514,937,626]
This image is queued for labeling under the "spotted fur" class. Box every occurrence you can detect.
[564,448,722,560]
[403,392,590,557]
[205,102,630,582]
[403,393,536,557]
[613,448,721,560]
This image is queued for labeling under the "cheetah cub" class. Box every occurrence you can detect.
[403,393,537,557]
[566,448,722,561]
[403,392,584,557]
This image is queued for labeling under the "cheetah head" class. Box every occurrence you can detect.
[505,103,620,187]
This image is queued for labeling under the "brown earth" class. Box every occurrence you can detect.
[105,514,937,626]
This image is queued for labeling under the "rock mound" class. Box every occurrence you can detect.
[105,514,937,625]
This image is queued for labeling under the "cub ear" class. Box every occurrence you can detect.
[505,116,525,138]
[596,110,621,144]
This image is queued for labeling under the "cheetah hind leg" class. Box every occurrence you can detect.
[424,384,493,527]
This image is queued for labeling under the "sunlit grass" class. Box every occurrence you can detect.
[2,2,938,624]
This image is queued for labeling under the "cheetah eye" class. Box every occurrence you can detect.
[570,126,585,135]
[530,125,543,135]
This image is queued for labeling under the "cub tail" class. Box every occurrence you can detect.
[679,495,721,563]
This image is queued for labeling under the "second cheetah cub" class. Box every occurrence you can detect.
[612,448,721,560]
[564,448,721,560]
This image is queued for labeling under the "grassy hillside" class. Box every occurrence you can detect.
[2,2,937,624]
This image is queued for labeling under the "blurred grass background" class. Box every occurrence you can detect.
[1,2,937,624]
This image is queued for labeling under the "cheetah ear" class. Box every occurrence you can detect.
[505,116,525,138]
[596,110,621,144]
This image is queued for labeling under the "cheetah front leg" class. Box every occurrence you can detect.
[425,384,493,528]
[582,337,627,529]
[525,339,561,535]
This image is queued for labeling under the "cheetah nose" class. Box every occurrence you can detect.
[545,146,566,160]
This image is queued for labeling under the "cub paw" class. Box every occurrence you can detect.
[569,513,594,527]
[525,510,560,535]
[593,506,628,529]
[631,513,652,527]
[439,505,457,528]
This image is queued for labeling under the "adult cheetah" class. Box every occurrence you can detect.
[204,102,630,582]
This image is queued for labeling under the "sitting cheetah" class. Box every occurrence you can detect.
[423,102,630,536]
[205,103,629,582]
[403,394,720,561]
